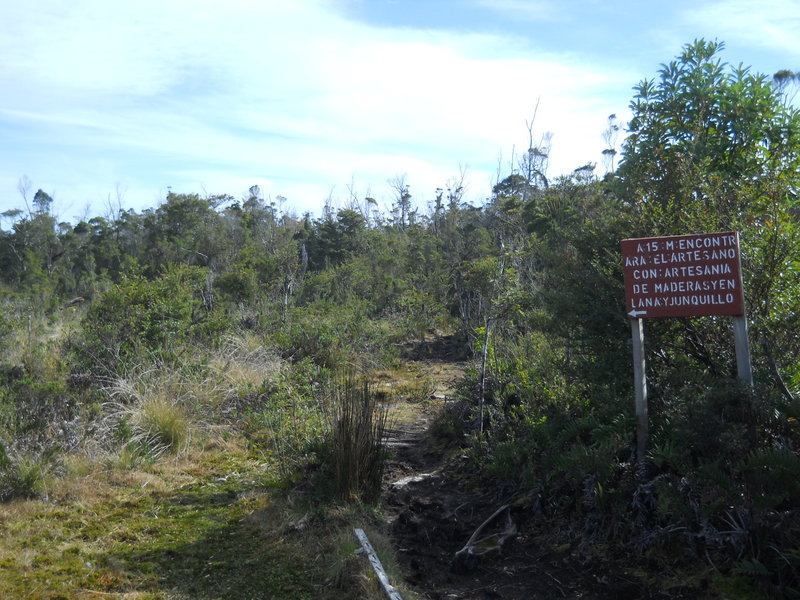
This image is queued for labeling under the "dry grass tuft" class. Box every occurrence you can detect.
[211,332,284,391]
[103,388,192,461]
[87,335,286,473]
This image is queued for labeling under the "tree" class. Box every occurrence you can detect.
[518,108,551,196]
[601,114,621,174]
[773,69,800,104]
[617,38,800,390]
[389,175,414,231]
[490,174,536,214]
[303,209,365,270]
[141,192,229,275]
[0,182,61,297]
[618,39,800,230]
[32,189,53,215]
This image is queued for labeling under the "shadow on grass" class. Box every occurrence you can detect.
[108,480,323,600]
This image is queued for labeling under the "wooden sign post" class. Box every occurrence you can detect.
[630,317,648,463]
[621,232,750,464]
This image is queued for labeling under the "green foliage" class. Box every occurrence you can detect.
[740,448,800,510]
[242,358,328,481]
[618,38,800,390]
[301,209,366,270]
[0,337,75,459]
[275,300,398,369]
[0,306,14,352]
[515,172,630,381]
[0,38,799,595]
[246,363,393,504]
[213,267,257,304]
[0,454,51,502]
[620,39,800,224]
[393,288,448,344]
[0,373,67,437]
[0,440,8,470]
[74,264,230,375]
[141,192,232,274]
[454,40,800,597]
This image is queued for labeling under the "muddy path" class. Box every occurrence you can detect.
[380,366,586,600]
[379,354,697,600]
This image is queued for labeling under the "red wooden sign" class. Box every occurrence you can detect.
[621,232,745,319]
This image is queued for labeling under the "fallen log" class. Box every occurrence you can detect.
[353,528,404,600]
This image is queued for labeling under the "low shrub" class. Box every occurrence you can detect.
[0,451,52,501]
[72,264,230,377]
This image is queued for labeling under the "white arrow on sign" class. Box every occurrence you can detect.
[628,309,647,318]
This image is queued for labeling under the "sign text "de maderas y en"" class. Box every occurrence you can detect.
[621,232,745,318]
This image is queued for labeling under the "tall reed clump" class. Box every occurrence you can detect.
[324,373,390,504]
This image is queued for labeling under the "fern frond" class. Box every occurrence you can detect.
[734,558,772,577]
[740,448,800,476]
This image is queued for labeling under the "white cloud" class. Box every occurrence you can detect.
[470,0,566,22]
[682,0,800,58]
[0,0,633,217]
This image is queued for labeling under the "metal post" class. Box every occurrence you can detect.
[630,318,648,464]
[733,315,753,387]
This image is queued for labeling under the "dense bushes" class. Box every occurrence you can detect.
[73,265,229,376]
[452,40,800,597]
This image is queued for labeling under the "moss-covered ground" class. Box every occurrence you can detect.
[0,441,346,600]
[0,357,445,600]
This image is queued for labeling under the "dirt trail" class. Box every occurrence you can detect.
[380,360,573,600]
[379,350,689,600]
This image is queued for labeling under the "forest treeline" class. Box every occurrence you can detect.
[2,40,800,596]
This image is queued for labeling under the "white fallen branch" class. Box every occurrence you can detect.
[353,528,404,600]
[452,504,517,569]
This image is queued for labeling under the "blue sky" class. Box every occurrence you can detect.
[1,0,799,222]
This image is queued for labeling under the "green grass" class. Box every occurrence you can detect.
[0,347,441,600]
[0,446,337,599]
[0,434,423,599]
